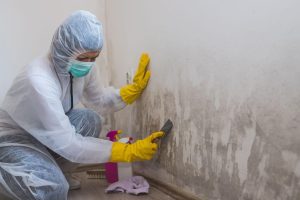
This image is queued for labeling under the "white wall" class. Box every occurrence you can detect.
[0,0,108,103]
[106,0,300,199]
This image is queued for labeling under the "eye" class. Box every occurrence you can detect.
[77,57,90,62]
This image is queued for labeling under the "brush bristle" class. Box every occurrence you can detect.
[86,169,106,179]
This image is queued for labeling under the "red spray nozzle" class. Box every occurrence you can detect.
[106,130,122,141]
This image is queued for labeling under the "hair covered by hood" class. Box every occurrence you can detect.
[50,10,103,75]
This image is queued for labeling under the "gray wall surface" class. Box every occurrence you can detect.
[105,0,300,199]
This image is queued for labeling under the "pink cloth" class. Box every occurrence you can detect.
[105,176,150,195]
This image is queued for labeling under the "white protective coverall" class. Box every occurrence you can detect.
[0,10,126,200]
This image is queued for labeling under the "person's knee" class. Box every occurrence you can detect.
[68,108,102,138]
[85,109,102,137]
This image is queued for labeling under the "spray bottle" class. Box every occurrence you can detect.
[105,130,133,183]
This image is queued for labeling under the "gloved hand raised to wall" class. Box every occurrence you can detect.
[109,131,164,162]
[120,53,151,104]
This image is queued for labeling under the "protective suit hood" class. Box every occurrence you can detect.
[50,10,103,75]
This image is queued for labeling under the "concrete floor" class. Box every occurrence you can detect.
[68,173,175,200]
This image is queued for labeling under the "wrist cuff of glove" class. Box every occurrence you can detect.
[109,142,132,162]
[120,85,141,104]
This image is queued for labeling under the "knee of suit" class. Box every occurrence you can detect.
[84,109,102,138]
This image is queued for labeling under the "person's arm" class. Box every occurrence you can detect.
[110,131,164,162]
[82,53,151,114]
[3,75,113,163]
[81,65,126,116]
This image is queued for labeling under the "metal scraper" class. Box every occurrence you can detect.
[152,119,173,143]
[160,119,173,135]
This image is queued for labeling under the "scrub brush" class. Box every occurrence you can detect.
[86,169,106,179]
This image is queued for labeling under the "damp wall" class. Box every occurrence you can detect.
[105,0,300,199]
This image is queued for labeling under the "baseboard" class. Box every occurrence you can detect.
[134,172,203,200]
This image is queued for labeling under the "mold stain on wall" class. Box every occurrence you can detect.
[106,1,300,199]
[115,68,300,200]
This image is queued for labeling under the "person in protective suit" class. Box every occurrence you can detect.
[0,10,163,200]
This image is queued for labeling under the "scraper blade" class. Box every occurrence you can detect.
[152,119,173,143]
[160,119,173,135]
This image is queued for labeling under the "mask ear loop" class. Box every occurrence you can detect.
[66,72,74,114]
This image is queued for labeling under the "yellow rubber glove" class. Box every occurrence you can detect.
[109,131,164,162]
[120,53,151,104]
